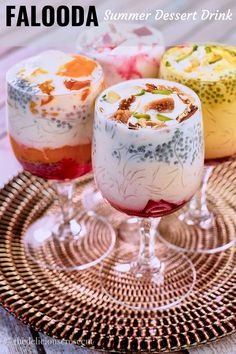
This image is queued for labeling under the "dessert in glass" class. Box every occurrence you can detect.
[77,23,165,86]
[77,22,165,243]
[93,79,204,310]
[160,43,236,253]
[7,50,116,270]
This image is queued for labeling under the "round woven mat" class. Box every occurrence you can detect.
[0,163,235,353]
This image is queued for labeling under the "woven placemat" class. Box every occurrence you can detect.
[0,164,235,352]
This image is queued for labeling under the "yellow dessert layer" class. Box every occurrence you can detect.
[160,44,236,159]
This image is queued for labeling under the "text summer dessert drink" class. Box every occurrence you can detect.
[93,79,204,310]
[7,50,104,180]
[6,51,116,271]
[160,44,236,159]
[93,79,204,217]
[77,23,165,86]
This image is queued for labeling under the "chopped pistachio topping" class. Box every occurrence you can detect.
[152,89,172,95]
[133,113,151,120]
[176,45,198,63]
[135,89,145,96]
[157,114,173,122]
[205,46,211,53]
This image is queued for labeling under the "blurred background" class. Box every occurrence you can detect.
[0,0,235,47]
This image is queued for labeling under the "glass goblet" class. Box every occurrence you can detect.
[77,23,165,241]
[7,50,116,270]
[160,42,236,253]
[93,78,204,310]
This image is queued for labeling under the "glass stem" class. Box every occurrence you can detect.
[188,166,213,218]
[132,218,164,280]
[52,181,85,240]
[53,181,75,224]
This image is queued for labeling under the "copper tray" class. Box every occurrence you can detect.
[0,162,235,353]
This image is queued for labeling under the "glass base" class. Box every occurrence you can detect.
[158,212,236,254]
[100,242,196,311]
[179,209,215,230]
[24,211,116,270]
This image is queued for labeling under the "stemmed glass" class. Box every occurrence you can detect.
[160,43,236,253]
[77,22,165,243]
[7,50,116,270]
[93,79,204,310]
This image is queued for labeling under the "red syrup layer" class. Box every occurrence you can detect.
[10,136,92,181]
[21,159,92,180]
[109,198,187,218]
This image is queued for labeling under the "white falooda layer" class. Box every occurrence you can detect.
[93,79,204,212]
[7,86,102,149]
[7,50,104,149]
[8,101,92,149]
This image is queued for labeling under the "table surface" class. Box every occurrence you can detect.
[0,0,236,353]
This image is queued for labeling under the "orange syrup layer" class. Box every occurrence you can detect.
[57,56,97,78]
[10,136,91,164]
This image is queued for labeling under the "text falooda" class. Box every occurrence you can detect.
[6,5,99,27]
